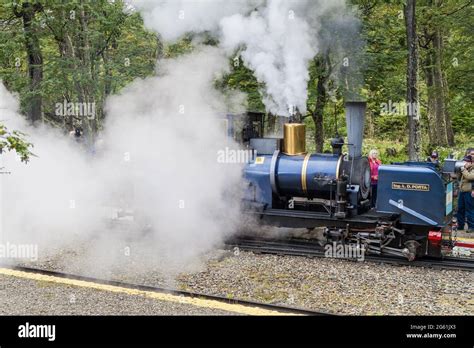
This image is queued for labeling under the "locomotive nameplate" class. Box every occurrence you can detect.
[391,182,430,191]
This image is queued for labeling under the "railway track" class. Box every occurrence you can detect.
[226,236,474,272]
[0,265,331,316]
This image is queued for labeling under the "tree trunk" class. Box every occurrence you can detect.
[420,0,455,147]
[422,53,437,145]
[367,102,374,139]
[311,53,330,153]
[443,71,455,146]
[404,0,421,161]
[434,26,454,146]
[432,29,448,145]
[14,2,43,125]
[77,1,96,148]
[51,28,73,129]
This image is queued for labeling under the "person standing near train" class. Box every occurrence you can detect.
[457,149,474,232]
[427,150,439,165]
[368,149,382,208]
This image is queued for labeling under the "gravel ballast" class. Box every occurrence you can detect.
[5,236,473,315]
[177,251,474,315]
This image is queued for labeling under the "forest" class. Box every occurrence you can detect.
[0,0,472,163]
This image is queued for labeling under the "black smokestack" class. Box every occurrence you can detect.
[345,101,366,158]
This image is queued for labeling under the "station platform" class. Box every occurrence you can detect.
[454,230,474,248]
[0,268,287,316]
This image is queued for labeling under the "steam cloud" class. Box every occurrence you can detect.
[0,0,359,276]
[131,0,352,116]
[0,47,244,274]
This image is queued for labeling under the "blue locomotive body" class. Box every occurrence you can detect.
[244,152,342,207]
[376,164,452,228]
[240,102,453,260]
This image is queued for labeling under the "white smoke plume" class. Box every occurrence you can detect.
[132,0,263,42]
[0,0,359,278]
[0,46,245,274]
[130,0,352,116]
[0,83,105,251]
[101,46,244,255]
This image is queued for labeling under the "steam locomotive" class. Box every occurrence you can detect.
[238,102,455,260]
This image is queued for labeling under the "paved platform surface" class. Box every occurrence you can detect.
[0,268,287,316]
[456,230,474,238]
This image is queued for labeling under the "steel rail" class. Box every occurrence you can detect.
[226,236,474,272]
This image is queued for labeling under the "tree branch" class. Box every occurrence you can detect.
[444,0,472,16]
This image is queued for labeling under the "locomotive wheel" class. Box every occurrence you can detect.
[404,240,421,261]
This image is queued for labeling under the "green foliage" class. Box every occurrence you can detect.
[424,0,474,135]
[0,0,471,160]
[217,56,265,113]
[0,124,34,162]
[164,36,194,58]
[0,0,159,130]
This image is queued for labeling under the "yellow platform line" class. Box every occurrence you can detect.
[455,237,474,243]
[0,268,297,316]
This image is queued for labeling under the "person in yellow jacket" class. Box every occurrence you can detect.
[457,150,474,232]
